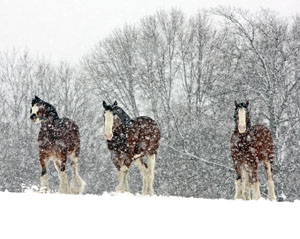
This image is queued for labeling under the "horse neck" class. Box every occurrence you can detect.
[42,110,62,127]
[111,112,132,141]
[115,107,131,126]
[44,102,61,121]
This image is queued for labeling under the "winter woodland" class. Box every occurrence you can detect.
[0,8,299,201]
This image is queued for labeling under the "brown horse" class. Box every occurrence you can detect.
[230,101,276,200]
[30,96,85,194]
[103,101,160,195]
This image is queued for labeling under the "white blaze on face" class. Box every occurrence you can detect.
[32,105,39,114]
[104,111,113,140]
[31,104,40,124]
[238,108,246,133]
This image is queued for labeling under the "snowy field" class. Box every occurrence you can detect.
[0,191,299,239]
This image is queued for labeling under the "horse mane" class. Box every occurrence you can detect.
[112,105,132,127]
[43,101,60,121]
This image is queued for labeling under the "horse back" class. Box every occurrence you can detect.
[129,116,161,155]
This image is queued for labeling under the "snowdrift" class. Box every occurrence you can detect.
[0,191,298,239]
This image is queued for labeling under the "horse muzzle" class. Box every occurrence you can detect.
[104,133,113,141]
[238,126,246,133]
[30,114,40,123]
[30,113,37,121]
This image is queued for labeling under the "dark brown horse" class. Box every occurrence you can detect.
[30,96,85,194]
[103,101,160,195]
[230,101,276,200]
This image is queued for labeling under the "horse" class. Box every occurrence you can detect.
[102,101,160,195]
[30,96,85,194]
[230,101,276,200]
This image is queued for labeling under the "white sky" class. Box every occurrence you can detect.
[0,0,299,64]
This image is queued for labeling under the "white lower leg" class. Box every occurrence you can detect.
[53,159,69,194]
[134,159,149,195]
[234,179,242,199]
[40,160,50,193]
[252,181,261,200]
[265,162,276,201]
[242,183,251,200]
[242,168,251,200]
[116,166,129,193]
[70,157,86,194]
[40,173,49,193]
[58,172,70,194]
[124,172,130,192]
[267,180,276,201]
[70,174,86,194]
[147,155,156,196]
[143,171,149,194]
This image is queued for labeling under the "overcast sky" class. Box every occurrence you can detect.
[0,0,299,64]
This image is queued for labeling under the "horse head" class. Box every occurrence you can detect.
[30,96,59,124]
[234,100,251,133]
[103,100,131,141]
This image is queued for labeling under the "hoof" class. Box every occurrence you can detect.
[39,186,49,194]
[70,176,86,194]
[234,193,243,199]
[268,195,277,201]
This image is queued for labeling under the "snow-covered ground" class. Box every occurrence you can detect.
[0,191,298,239]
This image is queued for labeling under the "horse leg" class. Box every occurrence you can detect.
[147,154,156,196]
[264,161,276,201]
[39,153,50,193]
[251,166,261,200]
[70,152,86,194]
[116,165,130,193]
[241,167,251,200]
[234,174,243,199]
[134,158,149,195]
[54,156,70,194]
[233,161,242,199]
[124,169,130,192]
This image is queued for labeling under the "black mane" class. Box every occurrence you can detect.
[43,101,60,121]
[112,106,131,127]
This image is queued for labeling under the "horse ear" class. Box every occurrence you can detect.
[103,101,108,109]
[35,96,41,102]
[113,101,118,106]
[32,95,41,106]
[246,101,249,107]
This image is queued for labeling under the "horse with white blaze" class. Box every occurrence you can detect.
[103,101,160,195]
[231,101,276,200]
[30,96,85,194]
